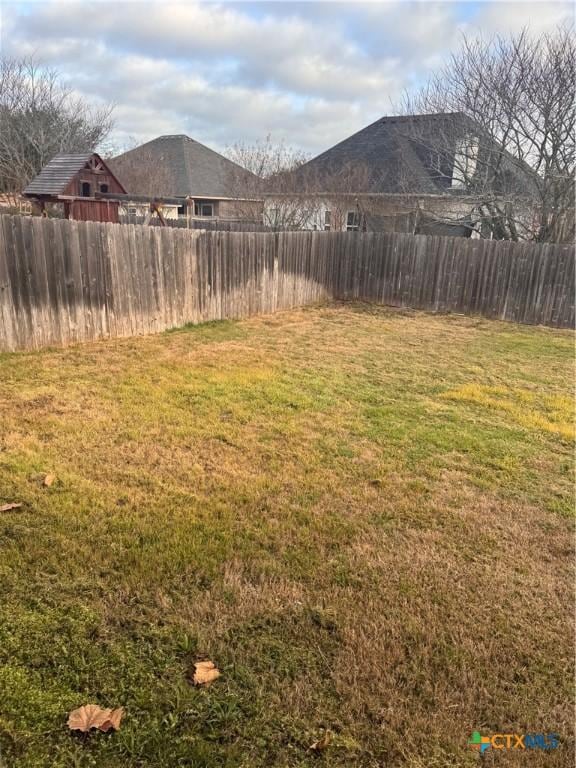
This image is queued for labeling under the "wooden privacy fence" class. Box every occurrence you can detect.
[0,215,573,351]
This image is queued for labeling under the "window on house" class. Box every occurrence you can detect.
[99,183,109,193]
[81,181,91,197]
[127,206,138,216]
[324,210,331,231]
[194,202,214,217]
[346,211,359,231]
[177,204,187,216]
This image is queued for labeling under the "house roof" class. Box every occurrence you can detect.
[296,113,472,194]
[23,153,94,196]
[110,134,254,197]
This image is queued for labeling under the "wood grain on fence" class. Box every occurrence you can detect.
[0,217,573,351]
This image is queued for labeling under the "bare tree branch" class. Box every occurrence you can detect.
[224,135,320,228]
[400,25,575,242]
[225,136,374,230]
[0,56,114,195]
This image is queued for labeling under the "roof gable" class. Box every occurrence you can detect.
[23,153,127,197]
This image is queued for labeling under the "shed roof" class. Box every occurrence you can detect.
[110,135,255,197]
[23,154,94,196]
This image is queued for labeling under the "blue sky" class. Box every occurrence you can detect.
[0,1,573,156]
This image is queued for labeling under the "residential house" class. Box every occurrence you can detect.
[109,134,263,223]
[272,113,534,237]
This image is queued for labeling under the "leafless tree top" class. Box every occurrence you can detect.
[0,56,114,194]
[401,25,575,241]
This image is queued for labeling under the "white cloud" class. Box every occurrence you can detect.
[473,0,573,36]
[11,1,403,100]
[1,0,573,155]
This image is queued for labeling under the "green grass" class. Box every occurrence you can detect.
[0,303,573,767]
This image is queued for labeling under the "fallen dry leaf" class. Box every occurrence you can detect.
[0,502,23,512]
[192,660,220,686]
[43,473,56,487]
[99,708,124,732]
[309,731,332,751]
[67,704,124,733]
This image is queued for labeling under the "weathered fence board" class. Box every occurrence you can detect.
[0,217,573,351]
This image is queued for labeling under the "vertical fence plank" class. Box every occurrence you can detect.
[0,216,18,350]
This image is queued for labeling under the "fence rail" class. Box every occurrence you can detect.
[0,216,573,351]
[118,215,273,232]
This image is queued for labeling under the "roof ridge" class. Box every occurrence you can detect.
[378,111,466,122]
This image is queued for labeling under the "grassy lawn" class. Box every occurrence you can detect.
[0,303,573,767]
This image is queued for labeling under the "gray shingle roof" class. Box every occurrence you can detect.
[296,113,469,194]
[297,112,535,196]
[23,154,93,195]
[110,135,253,197]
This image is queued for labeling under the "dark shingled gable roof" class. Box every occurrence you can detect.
[23,153,94,196]
[110,135,254,197]
[296,113,472,194]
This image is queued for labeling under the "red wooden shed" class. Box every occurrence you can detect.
[23,153,127,222]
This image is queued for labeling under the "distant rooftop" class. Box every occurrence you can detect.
[110,134,254,197]
[296,112,474,194]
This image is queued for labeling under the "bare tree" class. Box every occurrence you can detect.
[225,136,323,228]
[226,136,375,230]
[400,26,575,242]
[226,135,310,179]
[0,57,114,198]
